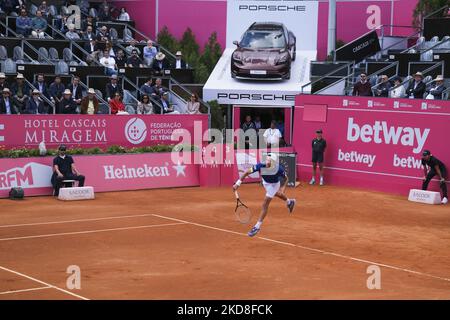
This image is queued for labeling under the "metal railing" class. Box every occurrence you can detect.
[301,61,353,93]
[168,77,211,115]
[121,76,164,114]
[369,61,399,91]
[22,40,54,64]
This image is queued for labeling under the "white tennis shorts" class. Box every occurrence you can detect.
[262,181,281,198]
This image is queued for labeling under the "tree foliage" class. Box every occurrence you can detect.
[413,0,449,27]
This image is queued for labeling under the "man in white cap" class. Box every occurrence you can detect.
[406,72,426,99]
[143,40,158,66]
[426,75,446,100]
[81,88,99,114]
[152,52,169,74]
[0,88,19,114]
[173,51,187,69]
[105,74,123,101]
[25,89,46,114]
[233,153,297,237]
[0,73,9,92]
[10,73,29,113]
[59,89,77,114]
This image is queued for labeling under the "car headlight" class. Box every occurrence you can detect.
[277,54,289,64]
[233,52,243,61]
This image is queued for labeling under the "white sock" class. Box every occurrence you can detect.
[255,221,262,229]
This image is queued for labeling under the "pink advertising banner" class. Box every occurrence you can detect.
[0,153,199,198]
[0,114,208,150]
[293,94,450,195]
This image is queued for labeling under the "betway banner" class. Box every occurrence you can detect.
[335,30,381,63]
[0,153,199,198]
[293,95,450,195]
[0,115,208,149]
[226,0,319,51]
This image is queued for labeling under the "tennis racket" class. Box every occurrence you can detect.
[234,190,252,224]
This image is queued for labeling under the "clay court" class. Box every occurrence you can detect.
[0,184,449,300]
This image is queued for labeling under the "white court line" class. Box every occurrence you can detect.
[0,286,51,295]
[152,214,450,284]
[0,266,89,300]
[0,213,157,228]
[0,222,186,242]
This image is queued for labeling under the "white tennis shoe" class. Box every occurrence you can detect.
[309,178,315,185]
[442,197,448,204]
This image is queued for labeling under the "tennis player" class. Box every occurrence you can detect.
[233,153,296,237]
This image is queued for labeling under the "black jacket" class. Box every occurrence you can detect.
[428,84,446,100]
[25,97,46,114]
[0,97,19,114]
[32,81,50,99]
[59,97,77,114]
[105,83,123,100]
[67,84,84,101]
[406,80,426,99]
[152,59,170,74]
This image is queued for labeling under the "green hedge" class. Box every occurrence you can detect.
[0,145,198,159]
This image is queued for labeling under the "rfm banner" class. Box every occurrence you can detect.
[0,153,199,198]
[226,0,319,51]
[0,114,208,149]
[293,94,450,195]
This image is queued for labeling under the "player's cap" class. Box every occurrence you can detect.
[316,129,323,134]
[422,150,431,157]
[267,153,278,162]
[58,145,67,151]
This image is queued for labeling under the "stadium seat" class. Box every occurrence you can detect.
[4,59,16,74]
[0,46,7,61]
[98,103,110,114]
[38,47,49,63]
[49,5,58,17]
[49,47,59,61]
[56,60,69,75]
[421,50,433,61]
[110,28,119,42]
[416,36,425,50]
[431,36,439,43]
[60,6,69,15]
[63,48,73,63]
[89,8,98,18]
[123,28,133,42]
[13,46,24,61]
[126,105,136,114]
[30,4,38,16]
[94,89,104,100]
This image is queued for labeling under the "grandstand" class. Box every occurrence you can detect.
[0,0,210,116]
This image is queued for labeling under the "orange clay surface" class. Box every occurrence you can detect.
[0,183,449,300]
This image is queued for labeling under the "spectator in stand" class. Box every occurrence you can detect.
[352,73,372,96]
[426,75,446,100]
[38,1,51,18]
[263,120,282,148]
[139,78,154,99]
[173,51,187,69]
[161,92,179,114]
[118,7,130,21]
[143,40,158,67]
[16,9,32,37]
[32,73,50,100]
[105,74,123,101]
[125,39,141,57]
[98,5,112,22]
[81,88,99,115]
[374,75,391,97]
[0,73,9,92]
[58,11,70,34]
[115,49,127,68]
[152,52,170,75]
[59,89,77,114]
[66,24,80,40]
[126,49,144,68]
[10,73,29,113]
[186,93,200,114]
[137,94,153,115]
[254,116,262,132]
[390,76,406,98]
[82,25,95,41]
[100,50,117,76]
[151,78,167,100]
[31,10,48,39]
[104,41,116,57]
[84,39,98,55]
[0,88,19,115]
[406,72,426,99]
[49,76,65,105]
[109,92,126,114]
[241,115,256,132]
[67,76,83,106]
[25,89,46,114]
[81,15,96,33]
[96,26,110,42]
